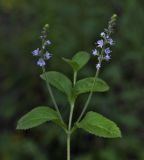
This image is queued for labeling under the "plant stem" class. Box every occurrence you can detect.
[67,103,74,160]
[42,67,64,123]
[73,71,77,86]
[76,48,104,123]
[68,103,75,131]
[67,133,70,160]
[76,71,98,122]
[67,71,77,160]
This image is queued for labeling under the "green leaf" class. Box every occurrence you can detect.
[72,51,90,70]
[74,77,109,95]
[40,71,72,97]
[62,58,79,71]
[16,106,59,130]
[62,51,90,71]
[77,111,122,138]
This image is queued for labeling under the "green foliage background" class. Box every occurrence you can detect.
[0,0,144,159]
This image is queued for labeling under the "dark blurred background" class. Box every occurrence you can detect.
[0,0,144,160]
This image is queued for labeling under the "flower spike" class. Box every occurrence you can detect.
[92,14,117,71]
[32,24,52,67]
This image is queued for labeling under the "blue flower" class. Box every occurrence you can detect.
[96,63,101,70]
[37,58,46,67]
[97,40,104,48]
[91,15,117,71]
[44,52,52,60]
[104,48,111,61]
[92,49,98,56]
[105,55,111,61]
[107,38,114,45]
[32,48,39,56]
[105,48,111,55]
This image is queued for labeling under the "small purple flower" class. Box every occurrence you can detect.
[105,48,111,55]
[92,49,98,56]
[32,48,39,56]
[107,38,114,45]
[97,40,104,48]
[96,63,101,70]
[105,55,111,61]
[37,58,46,67]
[44,52,52,60]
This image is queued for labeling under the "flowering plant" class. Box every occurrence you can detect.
[16,14,122,160]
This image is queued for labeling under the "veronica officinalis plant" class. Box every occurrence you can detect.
[16,14,122,160]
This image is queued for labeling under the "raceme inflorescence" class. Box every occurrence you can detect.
[16,14,122,160]
[32,24,52,67]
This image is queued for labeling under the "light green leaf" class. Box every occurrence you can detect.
[77,111,122,138]
[72,51,90,70]
[16,106,59,130]
[74,77,109,95]
[62,51,90,71]
[40,71,72,97]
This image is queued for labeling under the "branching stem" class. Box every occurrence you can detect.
[67,71,77,160]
